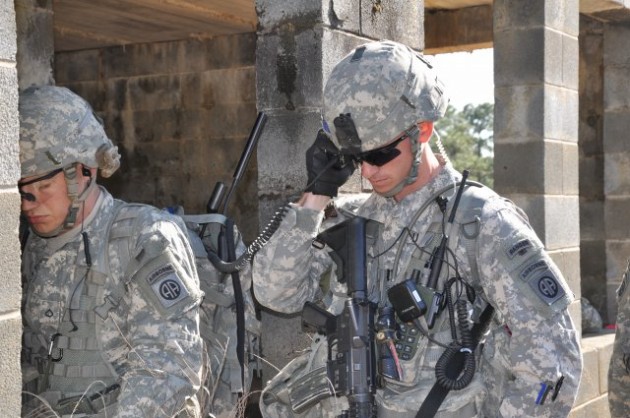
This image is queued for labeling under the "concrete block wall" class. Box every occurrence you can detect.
[54,33,260,241]
[603,22,630,323]
[569,334,614,417]
[1,1,24,416]
[493,0,582,332]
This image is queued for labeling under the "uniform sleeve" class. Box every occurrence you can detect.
[609,260,630,417]
[477,202,582,418]
[252,204,333,314]
[113,216,204,418]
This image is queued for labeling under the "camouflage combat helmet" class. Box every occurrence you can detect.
[19,85,121,236]
[323,40,448,154]
[323,40,449,197]
[19,85,120,180]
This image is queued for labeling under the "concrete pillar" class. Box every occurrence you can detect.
[579,16,607,322]
[603,22,630,322]
[15,0,54,89]
[0,1,24,416]
[493,0,582,333]
[255,0,424,378]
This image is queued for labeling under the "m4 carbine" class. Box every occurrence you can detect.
[301,216,379,418]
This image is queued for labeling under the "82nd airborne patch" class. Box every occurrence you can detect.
[147,264,190,309]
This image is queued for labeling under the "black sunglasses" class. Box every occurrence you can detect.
[352,133,408,167]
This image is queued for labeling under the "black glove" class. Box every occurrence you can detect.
[305,130,356,197]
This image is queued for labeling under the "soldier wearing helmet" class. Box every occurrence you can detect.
[19,85,204,417]
[252,40,582,417]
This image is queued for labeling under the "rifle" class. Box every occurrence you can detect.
[301,216,379,418]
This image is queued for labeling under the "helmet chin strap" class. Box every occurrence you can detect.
[380,126,425,199]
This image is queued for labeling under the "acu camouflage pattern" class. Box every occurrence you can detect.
[323,40,448,153]
[253,165,582,417]
[19,85,120,179]
[609,259,630,417]
[21,188,204,417]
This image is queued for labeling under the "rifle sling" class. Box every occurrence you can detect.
[226,218,246,392]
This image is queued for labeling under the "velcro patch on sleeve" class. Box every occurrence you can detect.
[132,248,201,319]
[147,265,190,310]
[517,259,572,315]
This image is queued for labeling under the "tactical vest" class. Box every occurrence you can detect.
[23,200,128,415]
[261,183,497,418]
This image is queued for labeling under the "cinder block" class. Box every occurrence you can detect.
[494,85,545,142]
[322,0,361,34]
[603,110,630,153]
[562,143,579,195]
[493,142,545,195]
[0,2,17,61]
[181,33,256,73]
[55,49,100,83]
[549,248,581,297]
[543,196,580,250]
[0,314,22,418]
[582,333,615,394]
[604,199,630,239]
[606,242,630,281]
[568,394,610,418]
[360,0,423,51]
[544,85,579,143]
[493,0,545,32]
[256,29,324,111]
[257,110,322,197]
[579,156,604,201]
[603,22,630,67]
[561,33,579,89]
[0,68,19,185]
[604,152,630,196]
[494,28,545,86]
[256,0,321,29]
[604,67,630,111]
[321,29,369,81]
[0,192,21,313]
[495,141,576,196]
[575,340,601,406]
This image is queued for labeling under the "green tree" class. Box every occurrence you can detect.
[435,103,494,187]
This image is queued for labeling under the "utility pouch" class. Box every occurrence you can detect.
[287,366,334,414]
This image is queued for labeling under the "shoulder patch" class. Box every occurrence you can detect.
[147,265,190,309]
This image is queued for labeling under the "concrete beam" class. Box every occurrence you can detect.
[581,0,630,14]
[581,0,630,22]
[424,5,493,54]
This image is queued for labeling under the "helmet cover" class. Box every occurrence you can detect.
[323,40,449,154]
[19,85,120,179]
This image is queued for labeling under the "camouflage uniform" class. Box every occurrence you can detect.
[253,41,582,418]
[22,188,204,417]
[609,259,630,417]
[19,86,204,417]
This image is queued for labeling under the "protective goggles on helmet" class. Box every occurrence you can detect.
[18,168,64,202]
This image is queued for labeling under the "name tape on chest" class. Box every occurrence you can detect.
[147,265,190,309]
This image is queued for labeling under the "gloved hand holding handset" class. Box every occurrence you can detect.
[305,129,355,197]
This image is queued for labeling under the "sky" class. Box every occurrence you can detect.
[427,48,494,110]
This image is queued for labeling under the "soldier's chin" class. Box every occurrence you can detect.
[31,223,64,238]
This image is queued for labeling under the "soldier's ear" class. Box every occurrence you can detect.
[419,122,434,144]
